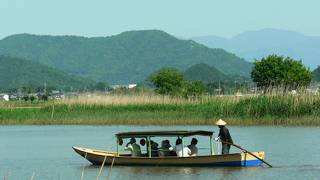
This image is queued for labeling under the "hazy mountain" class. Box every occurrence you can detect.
[192,28,320,69]
[0,30,252,84]
[0,56,94,90]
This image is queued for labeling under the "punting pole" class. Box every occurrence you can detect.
[220,140,272,168]
[116,138,119,157]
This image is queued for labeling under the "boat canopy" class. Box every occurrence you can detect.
[115,130,214,138]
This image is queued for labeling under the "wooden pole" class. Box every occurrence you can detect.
[147,136,151,158]
[209,135,213,155]
[220,140,272,167]
[96,155,107,180]
[116,139,119,157]
[181,136,184,157]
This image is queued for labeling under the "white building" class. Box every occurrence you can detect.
[0,94,9,101]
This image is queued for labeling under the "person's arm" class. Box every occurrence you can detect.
[124,144,133,151]
[187,147,192,156]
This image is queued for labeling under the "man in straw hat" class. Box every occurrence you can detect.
[215,119,233,154]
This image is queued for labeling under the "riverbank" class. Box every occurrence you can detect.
[1,94,319,126]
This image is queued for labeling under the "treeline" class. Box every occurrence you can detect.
[4,82,111,94]
[147,54,315,97]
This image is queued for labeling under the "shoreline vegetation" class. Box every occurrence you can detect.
[0,94,319,126]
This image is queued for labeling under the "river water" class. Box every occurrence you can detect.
[0,125,319,180]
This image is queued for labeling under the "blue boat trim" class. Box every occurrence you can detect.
[209,159,263,167]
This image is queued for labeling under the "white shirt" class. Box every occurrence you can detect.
[175,144,191,157]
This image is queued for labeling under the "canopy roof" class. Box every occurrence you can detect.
[115,130,214,138]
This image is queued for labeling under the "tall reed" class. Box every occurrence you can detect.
[0,93,319,126]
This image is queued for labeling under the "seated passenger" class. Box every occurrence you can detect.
[124,138,141,157]
[146,140,159,157]
[151,140,159,157]
[174,138,191,157]
[158,140,173,157]
[187,138,198,156]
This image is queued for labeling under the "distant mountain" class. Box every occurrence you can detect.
[0,56,94,90]
[192,28,320,69]
[184,63,228,83]
[0,30,252,84]
[314,66,320,81]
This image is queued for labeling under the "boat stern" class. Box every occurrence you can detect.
[241,151,265,166]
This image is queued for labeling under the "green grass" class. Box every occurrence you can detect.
[0,94,319,125]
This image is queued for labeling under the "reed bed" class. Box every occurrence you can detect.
[0,94,319,126]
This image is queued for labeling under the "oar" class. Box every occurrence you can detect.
[219,140,272,168]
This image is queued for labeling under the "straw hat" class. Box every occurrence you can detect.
[216,119,227,126]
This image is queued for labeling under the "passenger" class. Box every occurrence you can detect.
[124,138,141,157]
[215,119,233,154]
[187,138,198,156]
[151,140,159,157]
[146,140,159,157]
[174,138,191,157]
[158,140,173,157]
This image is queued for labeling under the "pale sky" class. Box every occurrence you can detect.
[1,0,320,39]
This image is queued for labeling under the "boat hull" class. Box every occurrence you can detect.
[73,147,264,167]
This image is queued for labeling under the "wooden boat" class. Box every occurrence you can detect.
[73,130,265,167]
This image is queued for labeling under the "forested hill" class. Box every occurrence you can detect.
[0,30,252,84]
[184,63,228,83]
[184,63,248,84]
[314,66,320,81]
[0,56,94,90]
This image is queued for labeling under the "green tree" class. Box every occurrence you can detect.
[185,81,206,97]
[313,66,320,81]
[251,55,313,92]
[151,68,186,96]
[94,82,109,91]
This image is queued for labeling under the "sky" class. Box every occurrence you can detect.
[1,0,320,39]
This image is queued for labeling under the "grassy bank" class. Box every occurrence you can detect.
[0,94,319,125]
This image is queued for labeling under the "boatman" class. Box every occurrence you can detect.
[215,119,233,154]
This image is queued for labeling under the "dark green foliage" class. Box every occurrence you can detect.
[0,30,252,84]
[0,56,94,90]
[251,55,313,91]
[151,68,186,96]
[185,81,206,97]
[313,66,320,81]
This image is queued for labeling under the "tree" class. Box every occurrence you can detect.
[313,66,320,81]
[151,68,186,96]
[251,55,313,92]
[94,82,109,92]
[185,81,206,97]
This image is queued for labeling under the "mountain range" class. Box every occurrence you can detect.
[0,56,94,90]
[192,28,320,69]
[0,30,251,85]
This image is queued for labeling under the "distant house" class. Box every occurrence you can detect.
[128,84,137,89]
[51,90,65,100]
[0,94,9,101]
[111,84,137,89]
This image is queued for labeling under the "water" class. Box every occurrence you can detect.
[1,125,319,180]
